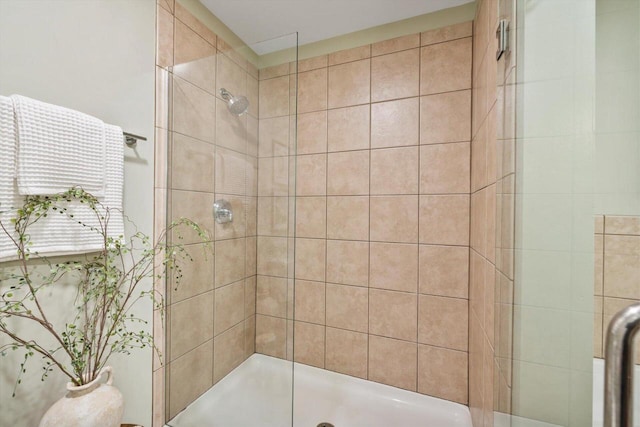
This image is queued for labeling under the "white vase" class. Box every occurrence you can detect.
[39,366,124,427]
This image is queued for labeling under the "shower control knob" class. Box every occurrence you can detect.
[213,199,233,224]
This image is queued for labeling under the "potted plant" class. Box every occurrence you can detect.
[0,188,206,427]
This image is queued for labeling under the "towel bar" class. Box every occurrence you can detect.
[123,132,147,147]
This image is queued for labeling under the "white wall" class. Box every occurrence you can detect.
[0,1,155,425]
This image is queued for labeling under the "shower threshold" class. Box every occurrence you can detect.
[166,353,471,427]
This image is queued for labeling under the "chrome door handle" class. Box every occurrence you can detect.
[604,302,640,427]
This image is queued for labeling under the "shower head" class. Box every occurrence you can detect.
[219,88,249,116]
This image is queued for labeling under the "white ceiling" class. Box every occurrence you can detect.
[200,0,474,55]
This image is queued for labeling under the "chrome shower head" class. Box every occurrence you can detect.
[219,88,249,116]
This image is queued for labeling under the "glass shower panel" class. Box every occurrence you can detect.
[511,0,596,426]
[511,0,640,426]
[159,2,298,422]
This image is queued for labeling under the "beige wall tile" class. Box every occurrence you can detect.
[371,49,420,102]
[595,215,604,234]
[327,104,370,152]
[328,45,372,66]
[372,34,420,56]
[327,150,370,195]
[257,197,288,237]
[421,21,473,46]
[215,238,246,287]
[420,142,470,194]
[326,283,368,333]
[170,190,215,244]
[174,19,215,67]
[326,239,369,287]
[173,54,217,97]
[173,76,216,143]
[418,295,468,351]
[257,237,288,277]
[259,75,289,118]
[171,243,214,304]
[295,280,326,324]
[327,196,370,241]
[295,238,326,281]
[299,55,328,72]
[171,133,215,192]
[370,146,419,195]
[259,116,289,158]
[328,59,371,108]
[168,341,213,418]
[294,321,325,368]
[419,195,470,246]
[371,97,420,149]
[368,335,417,391]
[256,275,288,318]
[420,37,472,95]
[419,245,469,298]
[370,196,419,243]
[325,327,368,378]
[605,216,640,235]
[420,90,471,144]
[298,68,328,113]
[603,235,640,299]
[255,314,287,358]
[296,197,327,238]
[369,242,418,292]
[156,67,170,129]
[213,322,245,383]
[296,154,327,196]
[298,111,328,154]
[215,147,246,195]
[156,7,174,68]
[418,344,468,404]
[170,291,214,360]
[259,156,289,197]
[247,75,259,118]
[369,289,417,341]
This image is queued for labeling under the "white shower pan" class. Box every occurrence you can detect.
[166,353,472,427]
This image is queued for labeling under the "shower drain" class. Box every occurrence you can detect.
[317,423,335,427]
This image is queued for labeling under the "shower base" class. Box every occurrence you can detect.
[166,353,472,427]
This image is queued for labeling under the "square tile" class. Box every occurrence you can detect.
[294,321,325,368]
[369,289,417,341]
[327,105,370,152]
[326,240,369,287]
[371,98,420,149]
[419,195,470,245]
[420,142,470,194]
[215,238,246,287]
[170,292,214,360]
[370,196,419,243]
[256,276,288,318]
[418,295,468,351]
[255,314,286,358]
[370,146,419,195]
[325,327,368,378]
[421,21,473,46]
[419,245,469,298]
[298,68,328,113]
[372,34,420,56]
[259,75,289,118]
[259,116,289,157]
[369,242,418,292]
[371,49,420,102]
[296,154,327,196]
[326,283,368,333]
[257,236,288,277]
[327,196,370,241]
[418,345,468,404]
[328,59,371,108]
[298,111,328,154]
[368,335,417,391]
[603,235,640,300]
[295,238,326,281]
[327,150,370,195]
[420,90,471,144]
[328,45,371,66]
[295,197,326,238]
[420,37,472,95]
[213,322,245,383]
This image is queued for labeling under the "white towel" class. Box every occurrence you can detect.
[12,94,106,196]
[0,98,125,262]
